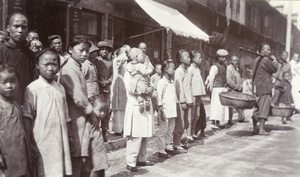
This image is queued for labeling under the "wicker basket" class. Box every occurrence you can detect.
[219,91,256,109]
[270,103,295,117]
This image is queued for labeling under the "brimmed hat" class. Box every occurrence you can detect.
[48,34,61,44]
[216,49,228,57]
[89,41,99,53]
[97,41,112,50]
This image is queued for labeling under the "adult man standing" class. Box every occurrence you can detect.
[138,42,154,72]
[123,48,154,172]
[290,53,300,112]
[206,49,229,129]
[48,34,70,65]
[94,40,113,142]
[227,54,245,123]
[251,43,277,135]
[0,12,34,103]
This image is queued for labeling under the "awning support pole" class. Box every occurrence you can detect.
[125,27,165,40]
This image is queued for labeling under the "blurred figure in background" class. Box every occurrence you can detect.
[94,40,113,142]
[49,34,70,65]
[111,44,131,136]
[227,54,245,124]
[0,31,7,45]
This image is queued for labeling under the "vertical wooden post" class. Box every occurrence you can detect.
[66,3,70,50]
[166,27,172,59]
[101,13,109,40]
[286,1,292,60]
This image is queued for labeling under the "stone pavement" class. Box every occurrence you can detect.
[104,95,212,151]
[105,106,300,177]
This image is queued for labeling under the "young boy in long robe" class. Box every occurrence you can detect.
[272,71,294,124]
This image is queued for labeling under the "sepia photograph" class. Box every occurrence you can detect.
[0,0,300,176]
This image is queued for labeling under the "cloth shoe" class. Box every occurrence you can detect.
[165,145,175,151]
[136,161,154,166]
[126,165,138,172]
[139,101,144,113]
[227,120,233,125]
[145,100,150,112]
[192,135,202,140]
[158,152,171,158]
[187,136,195,143]
[199,131,205,137]
[211,124,220,130]
[173,146,187,153]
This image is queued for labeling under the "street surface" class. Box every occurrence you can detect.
[106,102,300,177]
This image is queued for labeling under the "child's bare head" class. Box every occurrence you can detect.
[128,48,144,63]
[0,64,19,101]
[154,64,162,75]
[162,59,175,77]
[97,96,109,119]
[282,71,291,82]
[176,49,190,66]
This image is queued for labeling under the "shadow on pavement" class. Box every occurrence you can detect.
[147,152,174,164]
[110,168,149,177]
[226,130,255,137]
[265,124,294,131]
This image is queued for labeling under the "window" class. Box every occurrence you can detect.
[248,6,260,31]
[79,11,101,43]
[264,16,268,27]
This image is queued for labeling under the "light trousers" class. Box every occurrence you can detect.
[156,118,176,153]
[126,137,148,167]
[173,104,189,146]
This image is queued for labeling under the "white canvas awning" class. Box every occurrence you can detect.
[135,0,209,41]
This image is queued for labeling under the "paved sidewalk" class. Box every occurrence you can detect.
[105,96,213,151]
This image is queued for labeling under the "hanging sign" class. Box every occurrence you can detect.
[70,5,81,37]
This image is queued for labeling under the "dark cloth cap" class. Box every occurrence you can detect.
[48,35,61,43]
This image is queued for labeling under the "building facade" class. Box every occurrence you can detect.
[1,0,299,75]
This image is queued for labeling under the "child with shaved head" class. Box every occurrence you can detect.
[126,48,154,113]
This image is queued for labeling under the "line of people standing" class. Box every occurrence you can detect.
[0,11,209,176]
[1,10,299,177]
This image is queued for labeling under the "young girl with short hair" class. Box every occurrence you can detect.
[59,35,100,177]
[0,64,31,177]
[23,48,73,177]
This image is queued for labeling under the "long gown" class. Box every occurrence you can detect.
[291,62,300,109]
[23,76,72,177]
[111,54,128,133]
[0,98,30,177]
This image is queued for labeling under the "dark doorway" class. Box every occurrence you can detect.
[29,1,68,49]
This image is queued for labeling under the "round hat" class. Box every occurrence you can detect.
[97,41,113,50]
[89,41,99,53]
[216,49,228,57]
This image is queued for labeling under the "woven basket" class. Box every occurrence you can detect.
[219,91,256,109]
[270,103,295,117]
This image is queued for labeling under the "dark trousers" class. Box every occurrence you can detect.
[101,92,110,132]
[252,93,271,121]
[195,99,206,135]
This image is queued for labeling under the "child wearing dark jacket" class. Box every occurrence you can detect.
[273,71,294,124]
